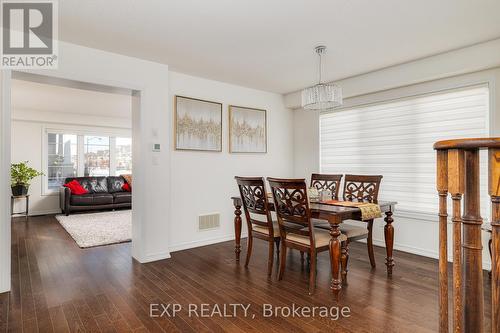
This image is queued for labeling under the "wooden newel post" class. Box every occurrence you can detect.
[434,138,500,333]
[489,148,500,333]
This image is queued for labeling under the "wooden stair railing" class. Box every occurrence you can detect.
[434,138,500,333]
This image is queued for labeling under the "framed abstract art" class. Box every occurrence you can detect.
[229,105,267,153]
[174,96,222,152]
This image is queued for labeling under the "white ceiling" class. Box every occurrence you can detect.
[58,0,500,94]
[11,79,131,118]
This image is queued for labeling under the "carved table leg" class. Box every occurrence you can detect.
[234,204,242,262]
[341,241,349,284]
[329,223,342,300]
[488,236,492,278]
[384,210,395,275]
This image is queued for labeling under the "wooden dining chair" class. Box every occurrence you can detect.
[267,177,347,295]
[310,173,343,200]
[315,174,383,274]
[235,176,280,276]
[304,173,343,262]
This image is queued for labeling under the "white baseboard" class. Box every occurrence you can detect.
[11,209,61,218]
[167,231,493,272]
[139,251,171,263]
[370,238,492,271]
[169,233,248,253]
[31,209,61,216]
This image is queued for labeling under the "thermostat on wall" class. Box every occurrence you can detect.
[152,143,161,152]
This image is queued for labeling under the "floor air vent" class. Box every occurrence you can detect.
[199,213,220,230]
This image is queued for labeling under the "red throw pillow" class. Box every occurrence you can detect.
[122,182,131,192]
[63,180,88,195]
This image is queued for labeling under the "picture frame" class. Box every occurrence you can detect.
[229,105,267,153]
[174,95,223,152]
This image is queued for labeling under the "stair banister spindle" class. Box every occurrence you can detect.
[448,149,465,333]
[489,148,500,333]
[436,150,449,333]
[434,138,500,333]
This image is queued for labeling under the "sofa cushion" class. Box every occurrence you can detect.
[113,192,131,204]
[63,180,88,195]
[66,177,108,193]
[107,176,126,193]
[70,193,114,206]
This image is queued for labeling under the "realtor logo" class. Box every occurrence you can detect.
[1,0,58,68]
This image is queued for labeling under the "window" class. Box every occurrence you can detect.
[43,130,132,194]
[84,136,110,176]
[320,85,490,215]
[47,133,78,190]
[116,137,132,174]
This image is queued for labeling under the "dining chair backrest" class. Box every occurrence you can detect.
[235,176,274,236]
[343,174,383,203]
[310,173,343,200]
[267,178,315,247]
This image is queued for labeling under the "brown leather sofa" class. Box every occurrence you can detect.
[60,176,131,215]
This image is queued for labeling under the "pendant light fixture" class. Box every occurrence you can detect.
[301,45,343,110]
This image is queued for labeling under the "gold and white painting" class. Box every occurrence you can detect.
[175,96,222,151]
[229,106,267,153]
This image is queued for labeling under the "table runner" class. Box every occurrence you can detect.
[320,200,383,221]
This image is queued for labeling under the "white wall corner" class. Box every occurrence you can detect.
[0,70,12,293]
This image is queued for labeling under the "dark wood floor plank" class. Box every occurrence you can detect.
[3,215,494,333]
[96,294,125,323]
[94,314,117,333]
[7,237,22,333]
[61,301,86,333]
[101,289,144,330]
[141,263,230,333]
[154,258,313,333]
[111,319,134,333]
[0,292,9,332]
[169,249,329,333]
[18,236,38,333]
[73,298,102,332]
[48,305,70,333]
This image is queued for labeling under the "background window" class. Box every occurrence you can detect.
[47,133,78,189]
[116,137,132,175]
[84,136,110,176]
[320,85,489,216]
[44,131,131,193]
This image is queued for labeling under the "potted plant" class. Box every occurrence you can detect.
[11,161,44,196]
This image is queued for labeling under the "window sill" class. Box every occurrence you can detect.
[41,191,59,197]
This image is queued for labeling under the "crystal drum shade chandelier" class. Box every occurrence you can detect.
[301,46,343,110]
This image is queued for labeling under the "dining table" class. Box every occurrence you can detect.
[231,196,397,299]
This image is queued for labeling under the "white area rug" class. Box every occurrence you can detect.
[56,210,131,248]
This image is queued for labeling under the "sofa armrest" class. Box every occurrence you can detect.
[60,186,71,215]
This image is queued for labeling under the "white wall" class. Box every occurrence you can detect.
[11,109,131,216]
[290,46,500,270]
[0,71,12,293]
[168,71,294,252]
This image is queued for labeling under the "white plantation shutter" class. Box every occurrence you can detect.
[320,85,490,216]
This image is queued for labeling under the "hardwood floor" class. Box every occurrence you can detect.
[0,215,493,332]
